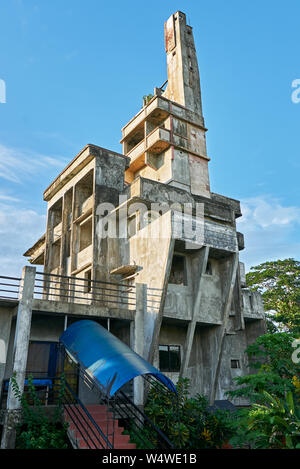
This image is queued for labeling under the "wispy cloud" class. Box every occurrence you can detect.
[0,143,67,184]
[0,198,46,277]
[237,195,300,271]
[0,192,21,203]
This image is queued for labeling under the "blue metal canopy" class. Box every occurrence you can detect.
[59,320,177,397]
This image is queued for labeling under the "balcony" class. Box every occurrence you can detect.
[121,96,170,141]
[126,127,171,173]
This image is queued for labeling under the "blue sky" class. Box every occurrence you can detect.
[0,0,299,276]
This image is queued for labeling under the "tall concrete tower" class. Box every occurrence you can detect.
[121,11,210,198]
[163,11,204,120]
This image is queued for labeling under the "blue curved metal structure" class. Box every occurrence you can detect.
[60,320,177,397]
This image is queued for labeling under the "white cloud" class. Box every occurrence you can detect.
[0,143,66,184]
[239,196,300,229]
[0,142,66,279]
[0,199,46,277]
[237,195,300,271]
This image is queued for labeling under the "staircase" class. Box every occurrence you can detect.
[64,404,136,449]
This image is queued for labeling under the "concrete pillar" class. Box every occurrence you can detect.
[1,266,36,449]
[132,283,146,407]
[7,266,36,410]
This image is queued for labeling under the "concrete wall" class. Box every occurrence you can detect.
[0,306,15,397]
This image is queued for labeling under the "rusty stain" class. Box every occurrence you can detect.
[164,16,176,52]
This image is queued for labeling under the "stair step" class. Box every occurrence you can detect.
[76,434,134,450]
[68,420,125,436]
[64,404,136,450]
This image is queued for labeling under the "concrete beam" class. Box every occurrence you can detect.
[0,307,14,401]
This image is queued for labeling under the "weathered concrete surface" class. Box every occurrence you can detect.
[132,283,146,406]
[1,267,35,449]
[32,298,134,321]
[0,409,22,449]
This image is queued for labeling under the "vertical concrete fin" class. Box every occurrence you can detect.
[147,237,175,365]
[209,253,239,404]
[180,246,209,376]
[163,11,204,120]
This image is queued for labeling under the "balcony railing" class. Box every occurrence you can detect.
[0,275,21,300]
[0,271,163,314]
[34,271,136,310]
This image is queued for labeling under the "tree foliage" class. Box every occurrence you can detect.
[227,333,300,402]
[227,333,300,448]
[246,258,300,333]
[136,378,234,449]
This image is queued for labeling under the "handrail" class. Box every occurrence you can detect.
[62,379,113,449]
[34,271,136,308]
[0,275,20,300]
[36,271,136,289]
[74,358,174,449]
[0,373,114,449]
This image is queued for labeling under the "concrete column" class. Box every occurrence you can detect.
[132,283,146,407]
[1,266,36,449]
[6,266,36,410]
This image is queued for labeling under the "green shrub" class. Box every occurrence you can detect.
[11,373,69,449]
[130,378,235,449]
[229,387,300,449]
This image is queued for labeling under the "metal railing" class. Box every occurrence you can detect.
[0,373,113,449]
[34,271,136,309]
[62,378,113,449]
[147,286,162,312]
[0,270,163,313]
[62,349,174,450]
[0,275,21,300]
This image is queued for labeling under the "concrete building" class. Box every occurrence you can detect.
[0,11,265,446]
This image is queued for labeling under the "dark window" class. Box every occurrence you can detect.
[26,341,58,378]
[159,345,181,372]
[127,214,137,238]
[84,269,92,293]
[205,260,212,275]
[169,255,187,285]
[231,359,240,369]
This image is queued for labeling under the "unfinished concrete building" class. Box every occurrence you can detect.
[0,10,265,449]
